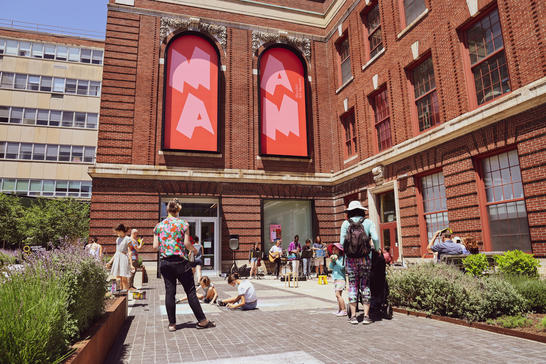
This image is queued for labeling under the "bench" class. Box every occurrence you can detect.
[441,251,505,272]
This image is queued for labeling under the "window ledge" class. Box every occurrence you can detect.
[257,155,312,162]
[343,154,358,164]
[362,48,385,71]
[335,76,354,94]
[158,150,222,158]
[0,158,94,165]
[397,8,429,40]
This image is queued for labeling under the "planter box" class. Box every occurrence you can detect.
[65,295,128,364]
[393,307,546,343]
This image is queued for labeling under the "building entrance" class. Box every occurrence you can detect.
[160,198,220,274]
[378,191,399,261]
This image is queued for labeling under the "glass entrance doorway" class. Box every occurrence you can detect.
[160,199,220,274]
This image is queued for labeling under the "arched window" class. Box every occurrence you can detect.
[259,46,308,157]
[163,33,219,152]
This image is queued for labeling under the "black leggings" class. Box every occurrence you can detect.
[274,258,281,278]
[160,257,206,325]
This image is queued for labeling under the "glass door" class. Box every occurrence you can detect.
[200,220,216,271]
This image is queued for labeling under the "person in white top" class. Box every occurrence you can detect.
[269,239,284,279]
[85,236,103,260]
[220,273,258,310]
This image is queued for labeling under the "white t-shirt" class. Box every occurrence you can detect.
[270,245,282,254]
[237,279,257,303]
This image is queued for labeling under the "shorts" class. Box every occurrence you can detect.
[250,257,258,264]
[314,258,324,266]
[334,279,346,291]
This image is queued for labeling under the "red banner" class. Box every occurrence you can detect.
[260,47,308,157]
[164,35,218,152]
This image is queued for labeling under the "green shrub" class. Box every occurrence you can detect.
[387,263,526,321]
[488,315,533,329]
[539,317,546,331]
[0,244,108,363]
[503,275,546,313]
[463,253,489,277]
[0,266,69,363]
[494,250,540,277]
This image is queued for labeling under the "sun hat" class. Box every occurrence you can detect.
[345,200,368,212]
[334,243,344,251]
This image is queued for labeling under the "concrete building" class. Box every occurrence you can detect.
[0,25,103,199]
[90,0,545,273]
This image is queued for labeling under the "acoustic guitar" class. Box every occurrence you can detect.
[269,250,282,262]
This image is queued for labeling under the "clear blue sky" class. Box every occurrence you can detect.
[1,0,109,38]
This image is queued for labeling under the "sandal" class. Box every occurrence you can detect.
[196,320,216,329]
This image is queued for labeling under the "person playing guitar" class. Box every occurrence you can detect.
[268,239,283,279]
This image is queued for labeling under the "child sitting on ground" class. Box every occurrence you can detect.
[177,276,217,304]
[329,243,347,317]
[218,273,258,310]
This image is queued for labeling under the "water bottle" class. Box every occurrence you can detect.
[111,280,117,294]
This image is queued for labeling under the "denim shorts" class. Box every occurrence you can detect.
[250,257,258,263]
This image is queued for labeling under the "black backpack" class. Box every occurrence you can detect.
[343,218,371,258]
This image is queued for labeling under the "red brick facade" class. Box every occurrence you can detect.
[91,0,546,265]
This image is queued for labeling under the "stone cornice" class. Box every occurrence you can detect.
[251,30,311,60]
[160,16,227,49]
[89,77,546,185]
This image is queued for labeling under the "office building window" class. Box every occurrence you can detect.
[0,106,98,129]
[420,172,449,244]
[337,35,352,85]
[0,72,101,97]
[363,2,383,59]
[371,87,392,151]
[0,142,95,163]
[0,177,92,198]
[341,110,357,159]
[466,9,510,105]
[480,150,531,251]
[411,57,439,131]
[0,38,103,65]
[401,0,427,27]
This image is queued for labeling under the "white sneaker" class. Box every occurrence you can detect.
[336,310,347,317]
[332,310,340,315]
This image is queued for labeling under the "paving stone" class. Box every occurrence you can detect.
[105,276,546,363]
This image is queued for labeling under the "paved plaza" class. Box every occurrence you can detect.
[105,271,546,364]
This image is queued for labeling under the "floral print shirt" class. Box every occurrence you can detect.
[128,238,139,261]
[153,216,189,259]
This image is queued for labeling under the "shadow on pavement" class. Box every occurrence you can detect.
[104,316,134,364]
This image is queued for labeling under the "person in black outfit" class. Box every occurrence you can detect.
[153,199,215,331]
[269,240,283,278]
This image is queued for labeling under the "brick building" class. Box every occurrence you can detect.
[0,25,103,199]
[90,0,546,272]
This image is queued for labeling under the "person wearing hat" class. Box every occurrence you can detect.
[329,243,347,317]
[339,200,379,325]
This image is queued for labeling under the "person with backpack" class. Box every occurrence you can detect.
[340,200,379,325]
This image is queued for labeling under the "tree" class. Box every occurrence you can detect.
[0,194,25,249]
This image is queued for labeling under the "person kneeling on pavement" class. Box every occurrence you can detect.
[218,273,258,310]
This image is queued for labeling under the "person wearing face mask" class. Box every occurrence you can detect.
[218,273,258,310]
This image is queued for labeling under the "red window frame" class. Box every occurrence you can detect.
[416,170,449,253]
[361,1,383,60]
[474,148,530,252]
[409,56,440,133]
[341,109,357,159]
[336,34,352,86]
[370,87,392,152]
[461,7,511,109]
[398,0,427,29]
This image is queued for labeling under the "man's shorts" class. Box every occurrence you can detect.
[334,279,346,291]
[314,258,324,266]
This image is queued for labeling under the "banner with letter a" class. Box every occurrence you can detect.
[164,35,219,152]
[260,47,308,157]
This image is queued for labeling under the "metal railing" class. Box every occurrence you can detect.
[0,18,104,40]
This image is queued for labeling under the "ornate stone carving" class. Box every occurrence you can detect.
[252,30,311,61]
[160,16,227,50]
[372,165,384,185]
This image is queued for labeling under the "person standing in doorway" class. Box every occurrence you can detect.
[153,199,215,331]
[340,200,379,325]
[191,236,204,283]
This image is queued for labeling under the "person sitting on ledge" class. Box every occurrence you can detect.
[427,228,463,262]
